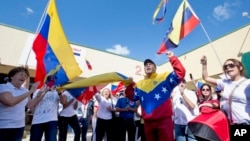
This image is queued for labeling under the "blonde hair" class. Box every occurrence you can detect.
[223,58,246,77]
[101,88,112,98]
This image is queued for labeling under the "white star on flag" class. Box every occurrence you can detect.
[161,87,168,93]
[154,93,161,100]
[170,77,174,83]
[141,96,144,101]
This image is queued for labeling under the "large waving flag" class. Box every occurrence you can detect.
[157,0,200,54]
[58,72,134,104]
[32,0,82,87]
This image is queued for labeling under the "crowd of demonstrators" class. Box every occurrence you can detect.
[134,51,186,141]
[57,90,81,141]
[0,66,39,141]
[201,55,250,125]
[27,85,60,141]
[1,52,250,141]
[171,79,199,141]
[80,98,94,141]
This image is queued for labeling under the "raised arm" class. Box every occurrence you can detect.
[167,51,186,80]
[200,55,217,85]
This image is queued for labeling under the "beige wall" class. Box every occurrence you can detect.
[0,23,249,85]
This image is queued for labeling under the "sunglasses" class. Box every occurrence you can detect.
[223,63,236,70]
[202,88,210,92]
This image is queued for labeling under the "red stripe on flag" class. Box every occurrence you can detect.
[180,15,200,39]
[32,34,48,88]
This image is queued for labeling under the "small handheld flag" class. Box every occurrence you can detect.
[85,59,92,70]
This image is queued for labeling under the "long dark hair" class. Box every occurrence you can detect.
[199,83,212,102]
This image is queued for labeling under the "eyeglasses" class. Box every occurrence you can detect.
[202,88,210,92]
[223,63,236,70]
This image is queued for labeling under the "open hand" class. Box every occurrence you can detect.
[30,81,40,92]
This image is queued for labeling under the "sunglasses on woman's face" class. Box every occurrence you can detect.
[202,88,210,92]
[223,63,236,70]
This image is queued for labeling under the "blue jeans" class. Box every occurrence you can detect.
[174,124,196,141]
[80,117,90,141]
[0,127,24,141]
[30,121,58,141]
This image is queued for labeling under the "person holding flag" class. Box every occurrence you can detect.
[134,51,186,141]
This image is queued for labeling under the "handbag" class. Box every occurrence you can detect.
[228,78,247,124]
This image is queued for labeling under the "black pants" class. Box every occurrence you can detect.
[135,120,146,141]
[95,118,113,141]
[58,115,81,141]
[119,118,136,141]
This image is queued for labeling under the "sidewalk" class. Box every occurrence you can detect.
[22,131,93,141]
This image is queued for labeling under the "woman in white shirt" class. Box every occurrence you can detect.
[201,56,250,125]
[95,88,115,141]
[0,66,39,141]
[58,90,81,141]
[27,85,60,141]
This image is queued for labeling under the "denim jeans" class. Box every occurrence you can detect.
[58,115,81,141]
[0,127,24,141]
[174,124,196,141]
[80,117,90,141]
[30,121,58,141]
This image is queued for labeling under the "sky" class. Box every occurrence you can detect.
[0,0,250,65]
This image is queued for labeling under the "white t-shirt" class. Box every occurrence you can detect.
[59,91,77,117]
[218,77,250,124]
[32,89,59,124]
[0,83,29,128]
[95,94,112,120]
[172,86,199,125]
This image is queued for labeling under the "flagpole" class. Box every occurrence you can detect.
[24,0,51,65]
[199,22,223,66]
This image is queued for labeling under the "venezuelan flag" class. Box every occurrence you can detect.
[58,72,134,104]
[157,0,200,54]
[66,85,105,105]
[32,0,82,87]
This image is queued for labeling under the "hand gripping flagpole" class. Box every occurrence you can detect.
[199,22,223,66]
[24,0,51,65]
